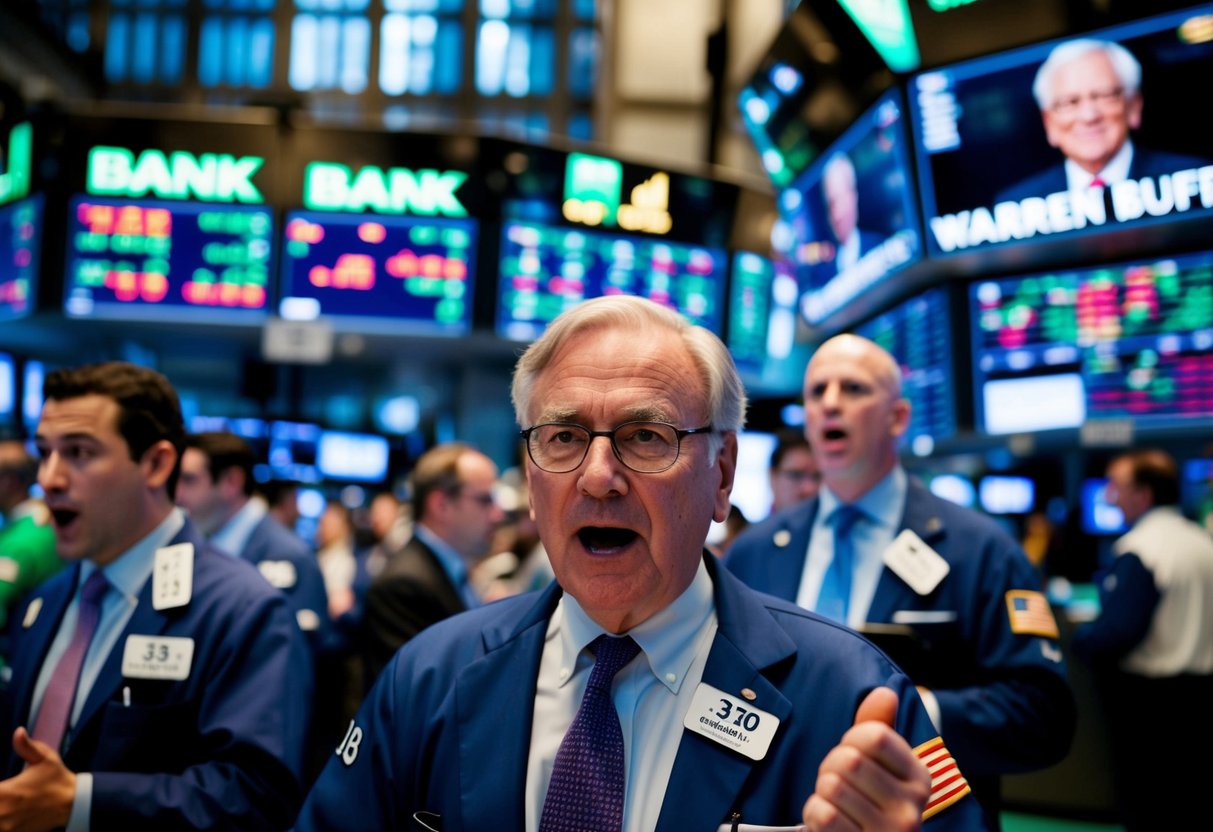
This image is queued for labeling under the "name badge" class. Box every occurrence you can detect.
[153,543,193,610]
[259,559,298,589]
[883,530,949,596]
[684,683,779,761]
[23,597,42,629]
[122,635,195,680]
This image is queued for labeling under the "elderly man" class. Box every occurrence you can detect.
[296,297,986,831]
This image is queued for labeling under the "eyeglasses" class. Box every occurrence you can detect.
[520,421,714,474]
[1049,87,1125,117]
[775,469,821,485]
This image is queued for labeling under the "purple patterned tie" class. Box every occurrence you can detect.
[30,570,109,752]
[540,634,641,832]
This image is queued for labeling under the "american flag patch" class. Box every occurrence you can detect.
[1005,590,1060,638]
[915,737,970,820]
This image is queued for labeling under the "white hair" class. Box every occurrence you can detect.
[1031,38,1142,110]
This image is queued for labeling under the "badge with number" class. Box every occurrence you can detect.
[122,635,195,680]
[683,682,780,761]
[259,559,298,589]
[153,543,193,610]
[883,530,949,595]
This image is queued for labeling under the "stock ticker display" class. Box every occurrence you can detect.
[496,221,726,341]
[278,212,476,335]
[63,196,273,322]
[0,194,42,322]
[855,287,957,452]
[971,251,1213,433]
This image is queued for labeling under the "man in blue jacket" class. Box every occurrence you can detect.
[295,296,987,830]
[726,333,1075,828]
[0,362,312,830]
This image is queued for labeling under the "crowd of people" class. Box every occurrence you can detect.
[0,297,1209,831]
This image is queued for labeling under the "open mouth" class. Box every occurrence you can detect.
[50,507,80,529]
[577,526,638,554]
[823,428,848,442]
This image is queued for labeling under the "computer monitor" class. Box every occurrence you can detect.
[0,194,43,322]
[1080,477,1128,535]
[979,475,1035,515]
[316,430,390,483]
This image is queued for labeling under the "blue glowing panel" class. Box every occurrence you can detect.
[0,195,43,322]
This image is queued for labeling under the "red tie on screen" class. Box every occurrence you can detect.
[30,571,109,752]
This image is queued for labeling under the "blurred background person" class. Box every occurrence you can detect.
[767,428,821,516]
[1072,448,1213,832]
[821,151,883,275]
[0,439,63,662]
[360,441,504,691]
[263,478,303,536]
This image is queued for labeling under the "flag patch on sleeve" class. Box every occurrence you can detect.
[1005,590,1060,638]
[916,737,971,820]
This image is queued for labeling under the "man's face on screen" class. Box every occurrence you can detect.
[1042,49,1142,176]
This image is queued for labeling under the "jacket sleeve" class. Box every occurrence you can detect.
[1070,552,1160,664]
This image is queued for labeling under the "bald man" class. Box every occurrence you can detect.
[725,334,1076,828]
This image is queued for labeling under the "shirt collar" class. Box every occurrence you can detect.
[211,496,267,558]
[414,523,469,587]
[85,507,186,603]
[818,465,907,530]
[1065,139,1134,189]
[555,556,715,695]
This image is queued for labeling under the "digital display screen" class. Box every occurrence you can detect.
[0,195,42,321]
[910,6,1213,257]
[971,250,1213,435]
[316,430,390,483]
[63,196,273,322]
[0,352,14,426]
[1080,477,1128,535]
[979,475,1036,515]
[266,420,321,484]
[496,220,727,341]
[927,473,976,509]
[278,211,476,336]
[855,288,957,452]
[778,88,922,326]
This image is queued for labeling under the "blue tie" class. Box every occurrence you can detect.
[817,505,864,624]
[540,634,641,832]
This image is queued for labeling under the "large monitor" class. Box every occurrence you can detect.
[855,287,957,453]
[971,249,1213,435]
[1080,477,1128,536]
[316,430,390,483]
[63,196,274,322]
[496,220,727,341]
[0,194,43,322]
[278,211,476,336]
[910,6,1213,258]
[726,252,812,396]
[778,88,922,326]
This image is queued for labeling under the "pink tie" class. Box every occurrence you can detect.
[30,571,109,752]
[1090,176,1106,188]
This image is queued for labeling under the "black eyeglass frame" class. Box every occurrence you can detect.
[519,421,715,474]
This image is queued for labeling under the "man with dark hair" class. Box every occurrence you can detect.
[0,362,311,830]
[176,431,330,643]
[767,428,820,515]
[1073,448,1213,832]
[360,441,504,688]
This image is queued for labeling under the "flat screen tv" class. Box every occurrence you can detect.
[278,211,476,336]
[979,475,1036,515]
[855,287,957,453]
[779,87,922,326]
[496,220,727,341]
[910,6,1213,258]
[971,249,1213,435]
[0,194,43,322]
[63,195,273,322]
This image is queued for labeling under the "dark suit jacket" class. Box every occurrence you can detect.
[360,533,467,688]
[1,519,312,830]
[995,146,1212,203]
[241,513,337,656]
[296,556,989,831]
[724,480,1076,828]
